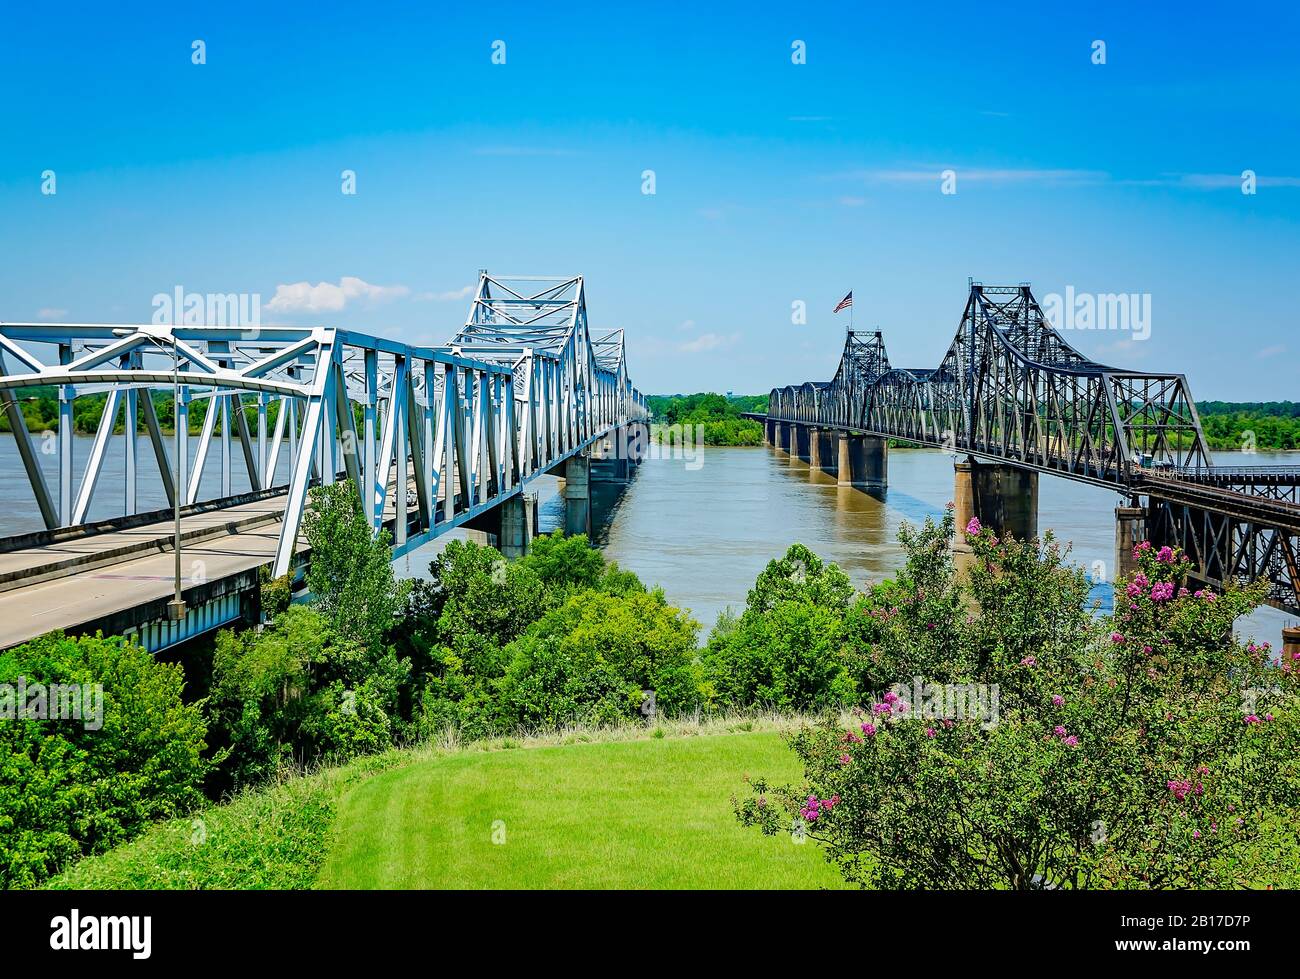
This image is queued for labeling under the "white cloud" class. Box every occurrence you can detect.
[839,196,867,207]
[679,331,740,354]
[37,307,68,320]
[265,276,410,314]
[1259,343,1287,358]
[678,319,696,331]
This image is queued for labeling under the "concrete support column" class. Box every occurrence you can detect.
[624,421,648,468]
[1115,505,1146,582]
[792,424,811,462]
[590,429,630,482]
[498,494,533,559]
[952,457,1038,577]
[809,428,837,476]
[765,419,776,446]
[773,421,788,454]
[564,453,592,537]
[837,434,887,490]
[1283,626,1300,664]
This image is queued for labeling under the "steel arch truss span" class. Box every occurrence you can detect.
[767,282,1212,488]
[0,272,646,578]
[766,280,1300,614]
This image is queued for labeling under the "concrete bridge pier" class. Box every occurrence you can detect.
[496,493,536,559]
[952,457,1038,577]
[590,429,631,483]
[773,421,789,454]
[1114,504,1147,582]
[792,423,811,463]
[564,452,592,537]
[809,428,837,476]
[837,434,887,491]
[765,418,777,447]
[622,420,649,468]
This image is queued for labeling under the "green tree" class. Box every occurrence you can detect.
[701,543,858,712]
[517,530,608,594]
[497,588,701,728]
[0,632,211,888]
[206,605,409,791]
[301,481,410,653]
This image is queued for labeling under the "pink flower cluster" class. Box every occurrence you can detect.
[966,517,982,536]
[871,691,909,718]
[1052,725,1079,747]
[1150,581,1175,603]
[800,793,838,822]
[1051,694,1065,706]
[1125,573,1150,599]
[1020,655,1036,667]
[1156,545,1176,564]
[1132,540,1153,561]
[1167,778,1204,801]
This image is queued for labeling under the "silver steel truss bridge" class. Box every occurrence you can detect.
[0,272,646,649]
[764,282,1300,616]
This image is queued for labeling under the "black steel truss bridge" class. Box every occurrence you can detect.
[763,282,1300,616]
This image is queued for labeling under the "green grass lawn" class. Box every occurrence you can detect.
[318,731,847,889]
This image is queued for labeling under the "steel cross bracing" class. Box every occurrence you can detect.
[765,281,1300,615]
[0,272,647,579]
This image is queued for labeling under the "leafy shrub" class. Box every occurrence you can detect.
[402,534,654,737]
[736,509,1300,889]
[497,589,701,729]
[206,605,408,792]
[0,632,211,888]
[259,569,293,619]
[702,543,856,711]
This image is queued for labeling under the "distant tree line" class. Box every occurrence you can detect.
[646,393,768,445]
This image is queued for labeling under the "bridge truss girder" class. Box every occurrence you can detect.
[768,282,1212,488]
[0,272,646,579]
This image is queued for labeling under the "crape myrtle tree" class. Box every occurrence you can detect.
[735,507,1300,889]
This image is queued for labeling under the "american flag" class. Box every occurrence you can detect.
[833,291,853,314]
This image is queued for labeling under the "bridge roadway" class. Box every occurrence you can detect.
[0,469,466,652]
[0,493,291,651]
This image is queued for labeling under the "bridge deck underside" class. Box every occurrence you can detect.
[0,426,618,651]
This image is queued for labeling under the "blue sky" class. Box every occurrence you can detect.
[2,0,1298,397]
